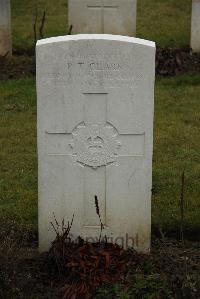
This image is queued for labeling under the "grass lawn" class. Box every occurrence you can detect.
[137,0,192,47]
[153,75,200,234]
[0,75,199,235]
[0,79,37,225]
[11,0,68,51]
[11,0,192,50]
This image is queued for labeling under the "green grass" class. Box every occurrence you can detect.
[137,0,192,47]
[153,75,200,233]
[0,75,199,233]
[0,78,37,225]
[11,0,192,50]
[11,0,68,50]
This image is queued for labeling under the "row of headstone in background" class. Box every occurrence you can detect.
[68,0,137,36]
[0,0,199,56]
[36,35,155,253]
[68,0,200,52]
[0,0,12,56]
[191,0,200,52]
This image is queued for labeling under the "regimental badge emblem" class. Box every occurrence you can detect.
[69,122,121,168]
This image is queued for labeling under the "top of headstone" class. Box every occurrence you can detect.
[36,34,155,48]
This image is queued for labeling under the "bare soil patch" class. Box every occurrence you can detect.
[156,46,200,76]
[0,55,35,81]
[0,221,199,299]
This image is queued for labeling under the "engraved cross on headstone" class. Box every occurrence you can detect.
[87,0,118,33]
[46,93,144,227]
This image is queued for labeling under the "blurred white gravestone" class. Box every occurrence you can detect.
[0,0,12,56]
[36,35,155,253]
[191,0,200,52]
[68,0,137,36]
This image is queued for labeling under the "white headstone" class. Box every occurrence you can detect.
[191,0,200,52]
[36,35,155,253]
[68,0,137,36]
[0,0,12,56]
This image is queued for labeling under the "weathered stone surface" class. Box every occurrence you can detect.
[0,0,12,56]
[191,0,200,52]
[36,35,155,253]
[68,0,137,36]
